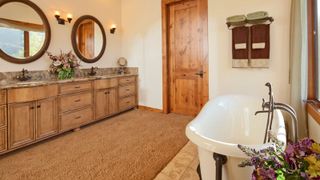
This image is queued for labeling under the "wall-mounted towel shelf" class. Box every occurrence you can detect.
[226,17,274,29]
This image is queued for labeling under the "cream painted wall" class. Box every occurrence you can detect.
[121,0,162,109]
[308,115,320,142]
[0,0,122,72]
[121,0,291,109]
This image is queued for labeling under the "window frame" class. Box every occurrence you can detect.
[307,0,320,125]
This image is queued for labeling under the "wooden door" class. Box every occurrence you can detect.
[95,89,108,120]
[8,102,35,149]
[167,0,208,116]
[77,20,94,58]
[107,88,118,115]
[36,98,58,139]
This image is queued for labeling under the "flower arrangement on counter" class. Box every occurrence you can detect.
[47,51,80,80]
[238,133,320,180]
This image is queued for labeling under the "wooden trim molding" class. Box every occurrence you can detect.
[307,0,317,100]
[138,105,163,113]
[161,0,209,114]
[307,103,320,125]
[0,18,45,32]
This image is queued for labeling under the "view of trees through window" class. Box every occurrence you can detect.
[0,27,45,59]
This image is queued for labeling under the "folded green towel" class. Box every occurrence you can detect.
[226,15,246,23]
[247,11,269,20]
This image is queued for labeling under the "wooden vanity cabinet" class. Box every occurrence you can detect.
[36,98,58,139]
[94,79,119,121]
[95,88,118,120]
[118,76,137,111]
[0,75,138,154]
[7,85,58,149]
[8,102,36,149]
[59,81,94,132]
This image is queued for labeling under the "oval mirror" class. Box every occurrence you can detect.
[71,15,106,63]
[0,0,51,64]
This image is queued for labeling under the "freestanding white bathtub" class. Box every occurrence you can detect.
[186,95,286,180]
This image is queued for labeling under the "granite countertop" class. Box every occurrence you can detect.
[0,73,138,89]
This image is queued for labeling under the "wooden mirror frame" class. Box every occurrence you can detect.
[71,15,106,63]
[0,0,51,64]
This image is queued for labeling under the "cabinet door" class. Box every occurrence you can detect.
[36,98,58,139]
[107,88,118,115]
[9,102,35,149]
[95,90,108,120]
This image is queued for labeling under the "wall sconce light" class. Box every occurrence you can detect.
[54,11,72,25]
[110,24,117,34]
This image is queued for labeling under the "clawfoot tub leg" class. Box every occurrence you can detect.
[197,164,202,180]
[213,153,228,180]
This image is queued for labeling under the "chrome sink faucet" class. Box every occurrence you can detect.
[255,83,298,143]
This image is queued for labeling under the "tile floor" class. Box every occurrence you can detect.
[154,142,200,180]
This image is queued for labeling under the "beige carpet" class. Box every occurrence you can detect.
[0,110,192,180]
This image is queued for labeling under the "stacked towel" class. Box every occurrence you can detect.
[226,15,246,23]
[247,11,269,21]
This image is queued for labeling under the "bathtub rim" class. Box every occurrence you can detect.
[185,95,287,158]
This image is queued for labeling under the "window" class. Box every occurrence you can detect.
[0,27,45,59]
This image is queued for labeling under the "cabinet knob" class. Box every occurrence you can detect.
[30,107,35,110]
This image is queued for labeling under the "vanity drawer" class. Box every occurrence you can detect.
[94,78,118,90]
[36,85,58,100]
[59,92,92,112]
[8,87,34,103]
[0,105,7,128]
[8,85,58,103]
[119,84,136,98]
[60,107,93,132]
[119,96,136,111]
[0,90,6,105]
[0,127,7,153]
[119,76,135,85]
[59,81,92,95]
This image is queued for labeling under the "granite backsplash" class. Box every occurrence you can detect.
[0,67,138,84]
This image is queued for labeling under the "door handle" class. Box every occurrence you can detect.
[195,70,205,78]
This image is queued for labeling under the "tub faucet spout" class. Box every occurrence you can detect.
[254,110,269,116]
[255,82,298,143]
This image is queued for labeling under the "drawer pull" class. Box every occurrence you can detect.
[105,91,110,95]
[75,116,81,119]
[126,89,130,91]
[37,105,41,108]
[30,106,35,110]
[74,99,81,102]
[74,86,81,89]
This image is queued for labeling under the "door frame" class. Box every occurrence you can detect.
[161,0,209,114]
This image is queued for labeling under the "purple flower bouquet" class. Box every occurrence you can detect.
[47,51,80,80]
[238,134,320,180]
